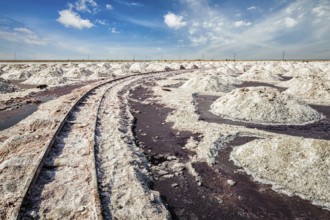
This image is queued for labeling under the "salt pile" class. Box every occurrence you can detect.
[22,66,66,85]
[283,80,330,104]
[180,75,236,92]
[230,136,330,209]
[283,67,320,78]
[215,66,238,76]
[205,70,241,84]
[210,87,324,125]
[129,63,147,73]
[238,68,283,82]
[145,62,167,72]
[0,78,18,93]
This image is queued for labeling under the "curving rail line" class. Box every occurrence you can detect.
[14,69,191,219]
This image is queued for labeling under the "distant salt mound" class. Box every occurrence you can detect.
[146,63,167,72]
[231,137,330,209]
[180,75,236,92]
[284,67,320,78]
[23,76,67,85]
[88,67,113,79]
[210,87,324,125]
[283,80,330,104]
[205,70,242,84]
[37,67,63,77]
[215,66,238,76]
[0,78,18,93]
[129,63,148,73]
[1,70,32,80]
[267,65,287,75]
[186,63,199,70]
[63,68,92,78]
[238,69,283,82]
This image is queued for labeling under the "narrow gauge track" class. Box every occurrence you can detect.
[15,69,190,219]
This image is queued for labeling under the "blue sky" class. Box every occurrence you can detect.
[0,0,329,60]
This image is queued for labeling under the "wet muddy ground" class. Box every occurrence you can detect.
[234,81,287,92]
[0,82,89,131]
[129,83,330,219]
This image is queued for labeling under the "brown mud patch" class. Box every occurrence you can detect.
[129,83,330,219]
[196,95,330,140]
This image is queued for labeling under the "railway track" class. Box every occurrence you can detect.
[12,70,190,219]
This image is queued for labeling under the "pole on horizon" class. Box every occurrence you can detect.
[282,51,285,61]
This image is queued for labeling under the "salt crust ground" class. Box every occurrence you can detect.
[0,72,174,219]
[1,61,330,215]
[151,66,330,210]
[0,78,19,93]
[180,75,236,93]
[210,87,324,125]
[230,137,330,210]
[0,83,98,219]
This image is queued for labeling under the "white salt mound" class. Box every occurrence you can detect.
[23,76,67,85]
[284,80,330,103]
[180,75,236,92]
[0,78,18,93]
[230,137,330,209]
[238,69,283,82]
[210,87,324,125]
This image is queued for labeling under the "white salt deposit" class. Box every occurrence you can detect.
[238,68,283,82]
[23,76,67,85]
[230,136,330,209]
[210,87,324,125]
[0,78,19,93]
[180,75,236,93]
[283,79,330,105]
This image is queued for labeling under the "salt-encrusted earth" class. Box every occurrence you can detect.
[230,137,330,208]
[1,61,330,218]
[0,78,19,93]
[180,75,236,92]
[210,87,324,125]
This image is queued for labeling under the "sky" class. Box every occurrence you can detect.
[0,0,329,60]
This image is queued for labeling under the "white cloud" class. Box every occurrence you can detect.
[0,28,48,46]
[96,19,107,25]
[75,0,98,13]
[312,3,330,17]
[164,12,187,29]
[234,20,252,27]
[247,6,257,11]
[114,0,143,7]
[57,9,94,29]
[13,28,34,35]
[190,35,208,45]
[284,17,298,27]
[106,4,113,10]
[110,27,120,33]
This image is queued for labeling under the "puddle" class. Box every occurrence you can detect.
[0,104,37,131]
